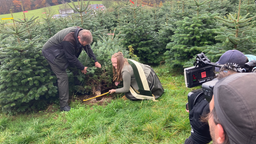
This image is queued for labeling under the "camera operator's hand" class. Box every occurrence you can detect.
[185,99,212,144]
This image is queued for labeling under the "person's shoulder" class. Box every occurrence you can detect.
[122,64,132,72]
[122,64,131,69]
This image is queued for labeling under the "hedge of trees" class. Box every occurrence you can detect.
[0,0,163,14]
[0,0,256,114]
[0,0,101,14]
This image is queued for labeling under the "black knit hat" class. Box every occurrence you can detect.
[213,73,256,143]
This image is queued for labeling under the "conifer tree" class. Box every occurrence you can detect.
[68,0,91,26]
[168,0,193,21]
[156,2,175,58]
[14,1,39,40]
[164,0,220,70]
[204,0,235,16]
[94,8,116,32]
[240,0,256,20]
[68,0,107,43]
[0,35,57,114]
[117,4,161,64]
[40,6,58,38]
[0,13,57,114]
[214,0,256,53]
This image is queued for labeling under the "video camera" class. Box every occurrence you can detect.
[184,53,221,88]
[184,52,256,111]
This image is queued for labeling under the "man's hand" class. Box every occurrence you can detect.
[95,62,101,68]
[81,67,87,74]
[109,89,116,94]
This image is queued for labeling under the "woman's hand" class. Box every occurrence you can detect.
[115,81,120,86]
[109,89,116,94]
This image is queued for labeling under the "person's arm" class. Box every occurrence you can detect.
[83,45,97,62]
[83,45,101,68]
[62,41,84,70]
[115,71,131,93]
[109,71,131,94]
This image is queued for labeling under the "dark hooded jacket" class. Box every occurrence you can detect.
[42,26,97,70]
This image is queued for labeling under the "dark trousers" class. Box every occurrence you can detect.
[48,61,69,108]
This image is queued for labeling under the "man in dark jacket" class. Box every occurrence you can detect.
[42,26,101,111]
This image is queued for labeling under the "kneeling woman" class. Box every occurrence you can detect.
[109,52,164,100]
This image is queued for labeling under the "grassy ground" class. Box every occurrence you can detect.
[0,1,102,22]
[0,65,195,144]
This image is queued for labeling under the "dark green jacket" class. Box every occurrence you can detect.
[42,26,97,70]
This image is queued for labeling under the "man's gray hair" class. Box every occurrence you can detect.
[78,30,93,44]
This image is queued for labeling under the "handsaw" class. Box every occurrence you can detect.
[83,92,110,102]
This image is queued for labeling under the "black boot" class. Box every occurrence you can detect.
[60,105,71,111]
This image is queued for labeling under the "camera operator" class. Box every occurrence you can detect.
[215,50,256,72]
[207,72,256,144]
[184,50,256,144]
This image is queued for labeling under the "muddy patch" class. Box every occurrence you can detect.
[45,104,59,113]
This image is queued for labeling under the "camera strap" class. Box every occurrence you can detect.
[193,91,205,107]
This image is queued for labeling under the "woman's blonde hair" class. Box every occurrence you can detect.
[112,52,128,82]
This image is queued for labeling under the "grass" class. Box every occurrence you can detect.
[0,1,102,22]
[0,65,194,143]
